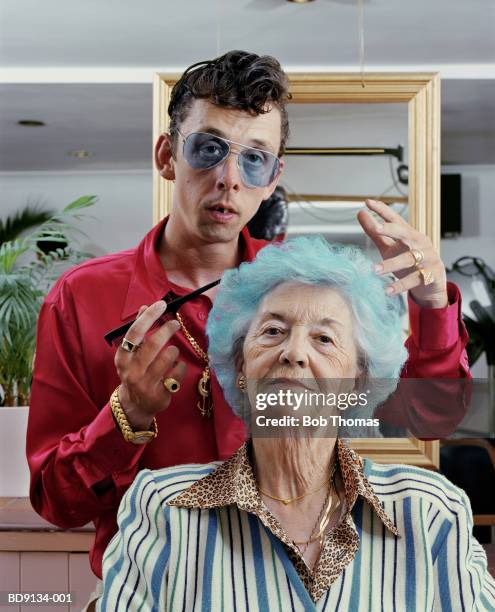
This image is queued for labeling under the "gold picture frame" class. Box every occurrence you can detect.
[153,72,441,469]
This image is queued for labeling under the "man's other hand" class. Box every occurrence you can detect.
[357,199,448,309]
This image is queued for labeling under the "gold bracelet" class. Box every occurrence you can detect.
[110,386,158,444]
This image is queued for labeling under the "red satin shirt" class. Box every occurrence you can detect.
[27,217,469,578]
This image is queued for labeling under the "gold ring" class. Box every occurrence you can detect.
[410,249,425,268]
[121,337,141,353]
[418,268,435,286]
[163,377,180,393]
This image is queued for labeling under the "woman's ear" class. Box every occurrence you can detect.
[232,337,246,375]
[233,342,247,391]
[155,133,175,180]
[234,356,245,376]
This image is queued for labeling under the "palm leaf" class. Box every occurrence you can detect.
[0,240,30,273]
[63,195,98,212]
[0,206,55,246]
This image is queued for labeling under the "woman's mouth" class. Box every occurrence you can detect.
[267,378,312,391]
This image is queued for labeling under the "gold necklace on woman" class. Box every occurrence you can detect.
[258,461,337,506]
[175,311,212,418]
[260,462,339,558]
[293,482,338,556]
[259,473,332,506]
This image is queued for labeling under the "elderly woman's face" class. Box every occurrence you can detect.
[242,282,360,386]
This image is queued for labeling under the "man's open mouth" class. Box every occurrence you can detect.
[207,203,237,215]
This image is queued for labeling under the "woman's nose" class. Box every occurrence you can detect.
[278,332,309,368]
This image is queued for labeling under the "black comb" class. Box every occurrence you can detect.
[104,278,221,347]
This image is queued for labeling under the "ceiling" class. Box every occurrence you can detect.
[1,0,494,68]
[0,84,153,172]
[0,0,493,170]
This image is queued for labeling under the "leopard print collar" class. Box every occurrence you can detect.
[168,439,399,602]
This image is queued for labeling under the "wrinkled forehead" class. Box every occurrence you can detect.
[253,282,354,328]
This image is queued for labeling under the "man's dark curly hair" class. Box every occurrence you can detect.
[168,50,291,157]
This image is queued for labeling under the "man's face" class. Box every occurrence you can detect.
[164,98,284,244]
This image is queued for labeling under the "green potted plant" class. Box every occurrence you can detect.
[0,195,96,496]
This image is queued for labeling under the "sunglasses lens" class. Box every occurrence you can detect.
[239,149,280,188]
[183,133,229,169]
[182,132,280,188]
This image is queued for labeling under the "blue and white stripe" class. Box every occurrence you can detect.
[98,461,495,611]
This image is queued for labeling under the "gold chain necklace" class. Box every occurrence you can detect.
[175,311,212,418]
[293,464,339,558]
[258,462,337,506]
[294,483,336,557]
[293,483,337,546]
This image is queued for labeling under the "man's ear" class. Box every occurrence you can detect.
[155,133,176,180]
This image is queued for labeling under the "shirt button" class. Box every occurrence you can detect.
[198,311,207,321]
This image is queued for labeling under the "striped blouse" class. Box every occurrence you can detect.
[97,442,495,611]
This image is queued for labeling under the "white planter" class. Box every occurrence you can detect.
[0,406,30,497]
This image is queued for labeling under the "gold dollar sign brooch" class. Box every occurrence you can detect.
[176,311,213,418]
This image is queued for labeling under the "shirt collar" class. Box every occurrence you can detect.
[167,438,398,536]
[120,217,260,321]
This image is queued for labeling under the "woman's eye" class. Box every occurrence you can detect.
[317,335,333,344]
[263,327,282,336]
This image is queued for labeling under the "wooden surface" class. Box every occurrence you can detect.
[474,515,495,527]
[0,531,94,553]
[0,498,94,553]
[0,498,94,531]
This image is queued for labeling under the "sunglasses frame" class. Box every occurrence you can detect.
[177,129,281,189]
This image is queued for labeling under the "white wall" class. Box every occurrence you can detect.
[0,170,153,256]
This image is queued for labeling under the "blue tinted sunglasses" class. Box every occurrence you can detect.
[178,130,281,189]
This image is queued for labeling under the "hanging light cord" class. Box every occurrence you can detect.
[358,0,365,88]
[216,0,223,56]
